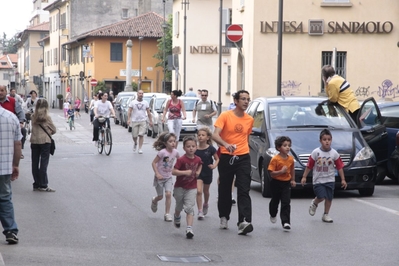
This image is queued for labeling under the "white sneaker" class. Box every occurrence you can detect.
[270,216,277,224]
[151,197,157,213]
[198,211,204,220]
[164,213,172,222]
[238,219,253,235]
[133,143,137,152]
[138,149,143,154]
[220,217,228,229]
[283,223,291,231]
[309,199,317,216]
[322,214,333,223]
[186,228,194,239]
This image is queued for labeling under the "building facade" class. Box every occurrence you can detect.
[173,0,399,109]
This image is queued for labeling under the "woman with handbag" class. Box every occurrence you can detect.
[30,98,57,192]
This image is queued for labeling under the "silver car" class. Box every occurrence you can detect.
[147,93,168,138]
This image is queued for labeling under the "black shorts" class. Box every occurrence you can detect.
[197,175,213,185]
[75,108,80,112]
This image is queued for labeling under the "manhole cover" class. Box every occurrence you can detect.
[157,255,211,263]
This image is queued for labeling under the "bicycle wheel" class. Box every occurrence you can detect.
[97,129,104,154]
[104,128,112,155]
[69,118,73,130]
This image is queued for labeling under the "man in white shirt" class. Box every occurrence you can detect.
[192,89,217,131]
[127,90,152,154]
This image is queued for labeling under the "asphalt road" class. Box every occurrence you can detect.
[1,108,399,266]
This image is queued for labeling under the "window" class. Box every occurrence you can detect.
[110,43,123,61]
[323,0,350,2]
[222,9,232,33]
[253,104,265,130]
[60,13,66,29]
[122,8,128,19]
[321,51,347,92]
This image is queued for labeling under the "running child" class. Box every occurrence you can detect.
[151,132,180,222]
[268,136,296,231]
[66,104,75,129]
[63,99,70,119]
[301,129,347,223]
[172,136,202,239]
[195,127,219,220]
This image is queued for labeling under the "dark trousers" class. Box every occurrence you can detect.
[218,154,252,225]
[31,143,51,189]
[21,127,26,149]
[269,179,291,225]
[349,109,360,126]
[92,118,110,141]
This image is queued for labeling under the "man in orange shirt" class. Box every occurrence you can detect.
[212,90,254,235]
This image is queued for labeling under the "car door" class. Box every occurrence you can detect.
[357,97,388,165]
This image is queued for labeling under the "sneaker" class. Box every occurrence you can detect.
[38,187,56,192]
[138,149,143,154]
[231,198,236,205]
[203,203,209,216]
[220,217,228,229]
[238,220,253,235]
[151,197,158,213]
[322,214,333,223]
[309,199,317,216]
[270,216,277,224]
[186,228,194,239]
[174,215,181,228]
[198,211,204,220]
[164,213,172,222]
[283,223,291,231]
[133,143,137,152]
[5,231,18,244]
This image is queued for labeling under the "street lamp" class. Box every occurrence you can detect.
[182,0,190,94]
[138,36,144,91]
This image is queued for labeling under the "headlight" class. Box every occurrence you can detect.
[353,147,375,161]
[266,148,279,157]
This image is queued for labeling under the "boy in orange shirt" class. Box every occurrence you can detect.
[267,136,296,231]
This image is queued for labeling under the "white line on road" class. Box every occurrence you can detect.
[352,198,399,216]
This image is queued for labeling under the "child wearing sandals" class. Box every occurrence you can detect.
[195,127,219,220]
[172,136,202,239]
[151,132,180,222]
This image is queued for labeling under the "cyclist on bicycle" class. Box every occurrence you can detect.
[67,104,75,129]
[92,92,115,143]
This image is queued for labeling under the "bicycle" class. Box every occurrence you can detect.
[67,116,75,130]
[96,116,112,155]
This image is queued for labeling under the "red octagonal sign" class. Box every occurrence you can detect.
[226,24,243,43]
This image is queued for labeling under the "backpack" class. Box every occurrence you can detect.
[195,99,217,112]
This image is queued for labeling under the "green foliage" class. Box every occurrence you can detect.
[94,81,107,94]
[1,33,19,54]
[153,15,173,82]
[57,94,63,100]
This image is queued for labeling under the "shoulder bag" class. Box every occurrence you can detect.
[39,124,56,155]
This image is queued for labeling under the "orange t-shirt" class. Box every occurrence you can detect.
[214,110,254,155]
[268,154,294,181]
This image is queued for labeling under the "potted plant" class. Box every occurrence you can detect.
[57,94,63,109]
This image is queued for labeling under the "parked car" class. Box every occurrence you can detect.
[160,96,198,139]
[114,91,137,125]
[362,100,399,183]
[247,96,382,197]
[146,93,168,138]
[114,96,131,126]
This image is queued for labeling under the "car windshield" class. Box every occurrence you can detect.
[143,96,152,104]
[181,99,198,111]
[268,101,352,129]
[155,98,166,110]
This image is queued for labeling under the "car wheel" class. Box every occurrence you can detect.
[375,166,387,185]
[358,186,374,196]
[261,161,272,198]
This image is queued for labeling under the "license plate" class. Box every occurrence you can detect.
[184,127,195,132]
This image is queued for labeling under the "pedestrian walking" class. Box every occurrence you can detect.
[172,136,202,239]
[151,132,180,222]
[89,94,98,124]
[185,87,197,97]
[322,65,360,123]
[212,90,254,235]
[268,136,296,231]
[0,107,22,244]
[74,96,81,118]
[127,90,152,154]
[301,129,347,223]
[195,127,219,220]
[63,99,70,119]
[192,89,217,131]
[30,98,57,192]
[162,90,186,148]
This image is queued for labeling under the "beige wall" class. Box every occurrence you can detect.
[240,0,399,101]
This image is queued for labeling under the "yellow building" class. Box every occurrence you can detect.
[64,12,165,100]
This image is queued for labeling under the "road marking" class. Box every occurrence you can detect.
[352,198,399,216]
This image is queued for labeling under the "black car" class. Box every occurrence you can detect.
[247,96,382,197]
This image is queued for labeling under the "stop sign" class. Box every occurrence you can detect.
[226,24,243,43]
[90,79,98,87]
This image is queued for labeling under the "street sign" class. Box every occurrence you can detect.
[90,79,98,87]
[226,24,243,43]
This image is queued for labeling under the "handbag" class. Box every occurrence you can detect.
[39,124,56,155]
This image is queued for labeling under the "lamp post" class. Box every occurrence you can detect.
[38,40,45,97]
[182,0,190,94]
[162,0,167,93]
[138,36,144,91]
[217,0,223,115]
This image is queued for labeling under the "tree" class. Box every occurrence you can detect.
[1,33,18,54]
[154,14,173,82]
